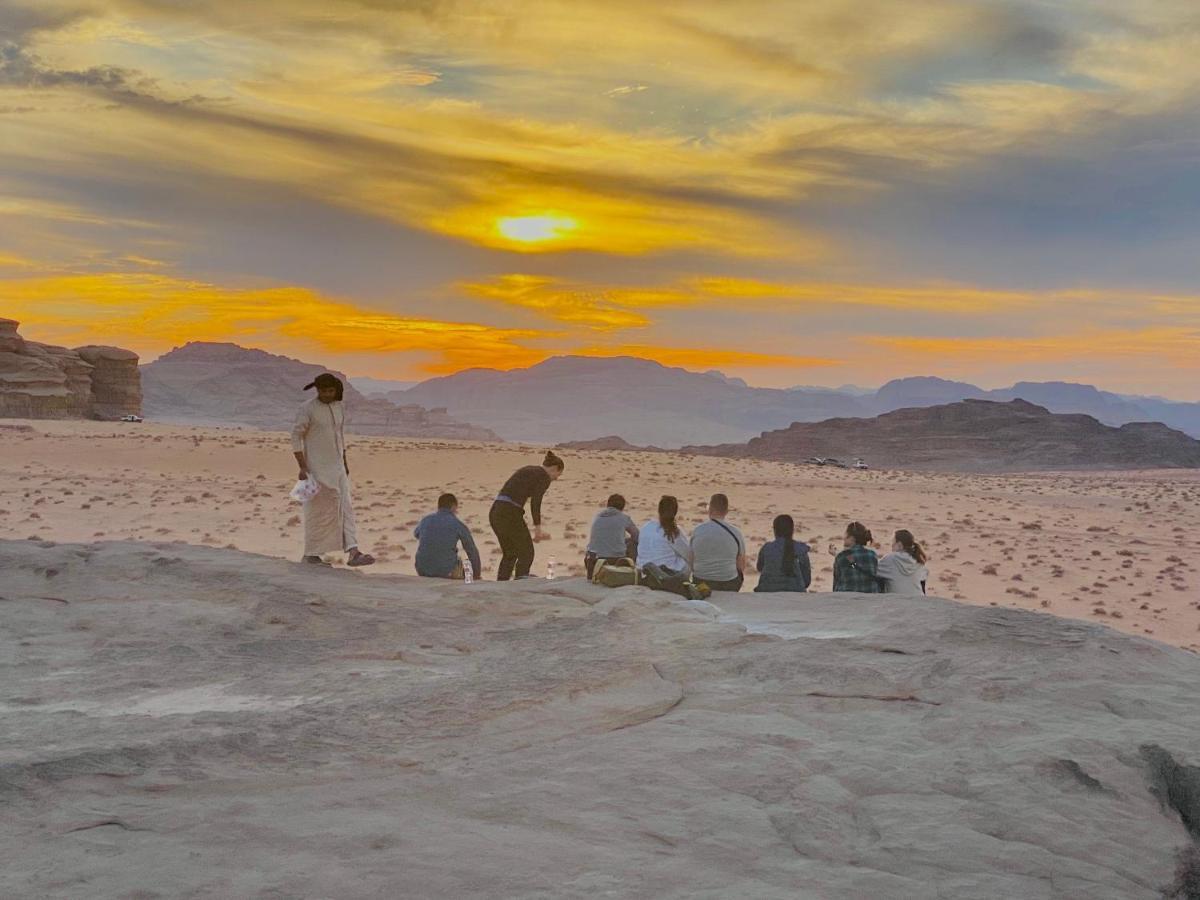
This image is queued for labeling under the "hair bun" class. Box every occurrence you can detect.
[543,450,564,470]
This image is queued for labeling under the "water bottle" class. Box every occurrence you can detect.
[547,556,557,580]
[463,558,474,584]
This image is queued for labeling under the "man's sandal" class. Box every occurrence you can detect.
[302,556,332,567]
[347,551,376,567]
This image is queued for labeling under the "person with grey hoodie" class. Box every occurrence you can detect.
[584,494,640,579]
[876,529,929,594]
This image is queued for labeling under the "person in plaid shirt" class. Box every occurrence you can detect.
[830,521,880,592]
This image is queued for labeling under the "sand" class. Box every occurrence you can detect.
[2,419,1198,652]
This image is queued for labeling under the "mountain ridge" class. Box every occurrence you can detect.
[139,341,499,440]
[681,398,1200,472]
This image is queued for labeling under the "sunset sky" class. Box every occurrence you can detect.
[1,0,1198,396]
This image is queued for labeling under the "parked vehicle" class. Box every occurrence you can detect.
[119,414,144,423]
[853,458,869,470]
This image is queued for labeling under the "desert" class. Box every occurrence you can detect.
[4,419,1198,651]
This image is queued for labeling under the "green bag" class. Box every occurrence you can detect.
[593,558,641,588]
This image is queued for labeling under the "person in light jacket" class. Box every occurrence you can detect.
[876,529,929,595]
[636,495,691,576]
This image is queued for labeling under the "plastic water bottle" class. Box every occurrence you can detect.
[463,558,474,584]
[547,556,557,580]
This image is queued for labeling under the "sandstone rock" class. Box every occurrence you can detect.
[76,345,143,419]
[2,538,1198,898]
[685,398,1200,472]
[0,321,141,420]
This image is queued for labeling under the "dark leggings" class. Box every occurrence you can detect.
[490,501,534,581]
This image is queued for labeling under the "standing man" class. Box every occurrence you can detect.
[414,493,482,580]
[689,493,746,592]
[292,373,375,567]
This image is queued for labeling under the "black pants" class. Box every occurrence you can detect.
[490,501,534,581]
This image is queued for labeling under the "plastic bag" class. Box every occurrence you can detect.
[289,477,320,503]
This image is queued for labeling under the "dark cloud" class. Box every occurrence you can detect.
[0,41,156,95]
[0,1,94,43]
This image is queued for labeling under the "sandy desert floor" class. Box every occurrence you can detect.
[2,420,1198,651]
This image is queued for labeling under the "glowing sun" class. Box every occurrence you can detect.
[495,214,579,243]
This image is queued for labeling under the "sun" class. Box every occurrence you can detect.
[495,214,579,244]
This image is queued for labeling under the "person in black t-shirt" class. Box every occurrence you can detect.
[489,451,565,580]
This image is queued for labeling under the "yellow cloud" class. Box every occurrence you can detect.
[0,272,550,373]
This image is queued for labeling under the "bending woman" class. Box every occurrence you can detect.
[830,521,879,592]
[755,514,811,593]
[489,451,564,580]
[877,529,929,594]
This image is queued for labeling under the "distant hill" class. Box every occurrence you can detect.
[683,399,1200,472]
[874,376,988,411]
[396,356,871,446]
[349,376,419,397]
[391,355,1200,446]
[140,342,499,440]
[556,435,662,452]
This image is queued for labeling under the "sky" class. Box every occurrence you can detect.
[1,0,1198,397]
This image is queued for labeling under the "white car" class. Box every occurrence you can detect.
[120,414,144,423]
[853,459,869,470]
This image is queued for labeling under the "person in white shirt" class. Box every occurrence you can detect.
[876,529,929,595]
[636,495,691,576]
[689,493,746,592]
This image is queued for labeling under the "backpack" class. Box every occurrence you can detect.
[593,558,641,588]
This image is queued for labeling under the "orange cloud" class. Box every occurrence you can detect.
[0,271,551,373]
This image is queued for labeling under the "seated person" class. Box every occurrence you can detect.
[585,493,640,579]
[689,493,746,592]
[829,521,879,592]
[755,514,811,593]
[636,495,691,577]
[876,529,929,595]
[414,492,482,580]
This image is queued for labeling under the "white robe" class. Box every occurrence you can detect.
[292,398,358,556]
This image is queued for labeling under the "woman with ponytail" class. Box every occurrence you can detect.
[755,514,811,593]
[635,495,692,577]
[489,451,564,580]
[877,529,929,595]
[830,521,880,592]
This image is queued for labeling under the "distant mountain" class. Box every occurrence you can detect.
[556,435,662,452]
[140,342,499,440]
[874,376,988,411]
[684,399,1200,472]
[396,355,872,447]
[349,376,419,397]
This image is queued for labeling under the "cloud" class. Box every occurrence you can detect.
[604,84,646,97]
[0,270,553,372]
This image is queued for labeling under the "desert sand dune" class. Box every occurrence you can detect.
[2,539,1198,898]
[2,421,1197,652]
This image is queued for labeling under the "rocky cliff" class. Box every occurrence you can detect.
[2,538,1199,898]
[685,398,1200,472]
[140,341,500,440]
[0,319,141,420]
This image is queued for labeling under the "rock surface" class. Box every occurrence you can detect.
[75,345,143,419]
[686,399,1200,472]
[0,319,142,420]
[2,538,1199,898]
[140,342,499,440]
